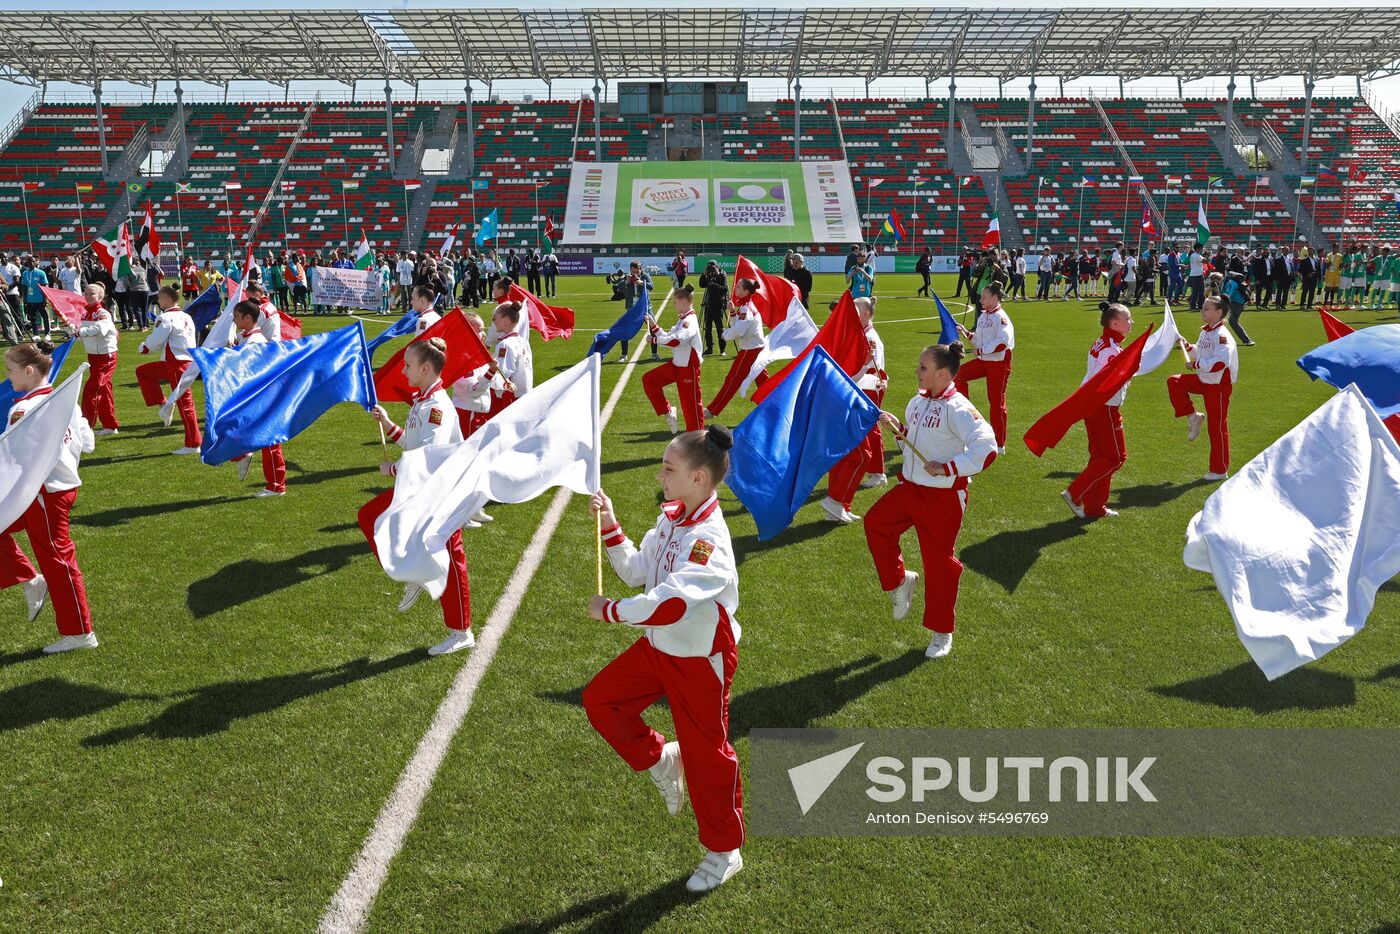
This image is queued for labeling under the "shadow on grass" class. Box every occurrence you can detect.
[1112,479,1211,510]
[82,451,183,468]
[495,878,698,934]
[75,496,244,528]
[623,430,676,446]
[959,518,1088,593]
[0,647,47,670]
[81,649,429,745]
[186,541,365,619]
[0,677,150,733]
[283,463,375,485]
[731,518,843,566]
[1151,662,1356,713]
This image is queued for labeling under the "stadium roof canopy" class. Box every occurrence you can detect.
[3,7,1400,88]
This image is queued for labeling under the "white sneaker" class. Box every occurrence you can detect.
[43,632,98,654]
[427,628,475,656]
[997,446,1007,456]
[22,575,47,622]
[398,583,426,613]
[890,571,920,621]
[95,428,118,437]
[820,496,854,524]
[1061,490,1086,519]
[236,457,252,482]
[1203,471,1229,481]
[685,849,743,893]
[471,509,493,523]
[1100,508,1120,517]
[702,407,715,420]
[1186,412,1205,442]
[462,519,482,530]
[860,473,888,489]
[648,741,687,816]
[665,407,678,434]
[254,488,285,498]
[925,631,953,659]
[159,401,176,427]
[172,446,200,456]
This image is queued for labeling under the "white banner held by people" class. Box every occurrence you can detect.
[1183,386,1400,680]
[312,266,381,311]
[373,354,602,596]
[0,365,88,530]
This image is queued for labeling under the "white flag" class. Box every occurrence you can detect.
[1184,386,1400,680]
[1136,302,1182,376]
[373,354,602,596]
[739,297,818,398]
[0,366,89,531]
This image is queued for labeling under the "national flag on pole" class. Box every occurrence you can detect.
[440,223,458,255]
[184,284,224,333]
[92,224,132,279]
[726,347,881,541]
[373,355,602,597]
[751,290,868,405]
[280,181,294,193]
[1080,175,1097,188]
[732,256,819,397]
[0,366,88,533]
[1022,323,1156,456]
[75,183,93,193]
[475,208,498,246]
[1183,386,1400,680]
[175,182,192,193]
[223,181,242,191]
[0,340,76,427]
[1127,175,1144,184]
[403,179,422,190]
[365,310,421,357]
[1208,176,1225,188]
[882,210,907,242]
[39,286,87,329]
[505,282,575,341]
[543,217,559,247]
[1196,199,1210,246]
[1165,175,1183,186]
[932,291,961,346]
[355,229,374,270]
[471,179,489,191]
[1348,164,1368,182]
[1316,165,1337,181]
[374,311,493,404]
[960,176,974,188]
[126,182,142,194]
[1140,198,1157,236]
[192,323,377,466]
[913,178,928,188]
[589,287,649,358]
[1299,177,1317,188]
[980,212,1001,249]
[868,178,884,188]
[137,201,161,263]
[340,181,359,190]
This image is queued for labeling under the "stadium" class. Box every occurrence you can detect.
[0,5,1399,932]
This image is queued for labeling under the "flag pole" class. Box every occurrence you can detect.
[75,184,87,244]
[595,509,603,595]
[402,182,410,247]
[224,185,234,259]
[341,184,351,249]
[882,416,934,468]
[175,187,186,261]
[378,422,388,460]
[280,197,289,249]
[1076,182,1085,255]
[954,182,963,255]
[1121,177,1131,247]
[1032,176,1043,247]
[20,184,33,254]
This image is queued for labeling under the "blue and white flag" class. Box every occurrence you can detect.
[475,209,498,246]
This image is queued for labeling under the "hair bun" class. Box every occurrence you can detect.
[426,336,448,352]
[1097,301,1111,312]
[680,284,694,296]
[948,341,965,360]
[705,424,734,451]
[34,339,56,355]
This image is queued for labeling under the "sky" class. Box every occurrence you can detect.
[1,0,1398,125]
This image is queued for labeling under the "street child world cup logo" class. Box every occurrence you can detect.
[631,179,707,227]
[714,179,794,227]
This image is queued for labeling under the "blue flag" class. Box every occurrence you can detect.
[1298,323,1400,417]
[186,284,223,333]
[0,338,75,425]
[472,179,489,191]
[726,347,880,540]
[590,288,649,357]
[192,323,377,466]
[932,291,960,346]
[366,310,420,357]
[475,209,498,246]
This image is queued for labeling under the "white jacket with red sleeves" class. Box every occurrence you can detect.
[141,309,197,362]
[1084,329,1128,406]
[5,383,95,492]
[75,304,119,355]
[721,301,766,351]
[653,310,704,367]
[384,381,462,475]
[599,493,741,658]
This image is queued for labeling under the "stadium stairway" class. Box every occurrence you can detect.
[982,172,1026,250]
[401,180,439,252]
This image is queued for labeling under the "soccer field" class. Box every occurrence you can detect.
[3,272,1398,932]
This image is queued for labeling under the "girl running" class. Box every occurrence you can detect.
[1167,295,1239,481]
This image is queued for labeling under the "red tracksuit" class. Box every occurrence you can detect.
[584,495,745,853]
[136,349,202,448]
[828,327,887,510]
[1168,321,1239,475]
[1067,329,1129,517]
[864,386,998,633]
[75,303,119,430]
[706,302,768,416]
[228,327,286,492]
[643,310,705,431]
[954,306,1016,448]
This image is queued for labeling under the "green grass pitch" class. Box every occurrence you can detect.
[1,272,1398,931]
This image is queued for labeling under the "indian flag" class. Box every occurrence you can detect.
[980,212,1001,249]
[355,229,374,270]
[342,180,360,190]
[1196,199,1210,247]
[93,223,132,278]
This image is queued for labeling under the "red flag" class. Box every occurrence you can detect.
[1319,310,1355,343]
[505,282,574,340]
[138,201,162,263]
[1140,198,1157,237]
[40,285,86,329]
[374,311,492,404]
[544,217,559,243]
[733,255,801,330]
[22,181,40,192]
[1023,324,1156,456]
[1349,164,1368,182]
[275,308,303,341]
[751,290,868,404]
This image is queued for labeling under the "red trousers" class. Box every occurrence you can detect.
[456,406,489,438]
[358,489,470,631]
[954,353,1012,447]
[0,489,92,637]
[81,352,119,430]
[1066,406,1126,517]
[1168,374,1232,474]
[583,629,744,853]
[707,347,767,416]
[137,357,202,449]
[235,445,287,493]
[487,392,516,419]
[864,480,968,633]
[642,358,704,430]
[828,389,885,509]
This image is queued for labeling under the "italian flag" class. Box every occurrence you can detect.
[1195,199,1210,247]
[980,212,1001,249]
[355,229,374,270]
[93,223,132,278]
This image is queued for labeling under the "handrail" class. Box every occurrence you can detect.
[0,90,40,155]
[1088,90,1167,236]
[829,95,849,162]
[107,121,151,181]
[243,99,318,248]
